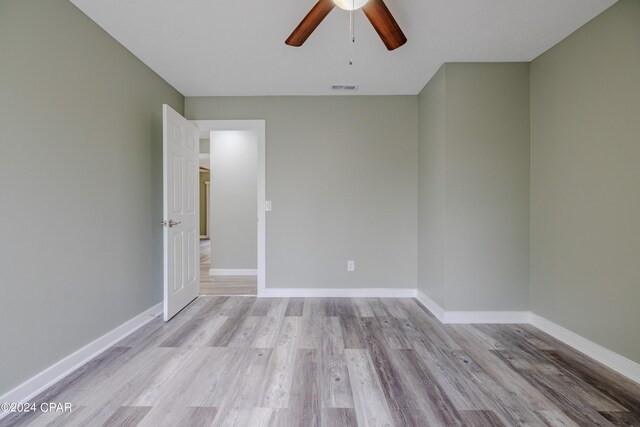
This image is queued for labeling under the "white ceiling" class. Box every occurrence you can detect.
[69,0,616,96]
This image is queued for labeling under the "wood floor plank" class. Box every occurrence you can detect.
[543,350,640,414]
[339,316,369,350]
[410,311,463,351]
[115,318,165,348]
[357,321,423,426]
[297,304,323,349]
[181,407,219,427]
[492,349,616,426]
[402,320,490,412]
[217,296,257,317]
[351,298,374,318]
[321,408,358,427]
[536,410,582,427]
[137,348,228,410]
[367,298,395,319]
[258,317,301,408]
[213,348,273,425]
[284,298,304,317]
[400,298,434,319]
[249,298,274,316]
[246,408,274,427]
[185,348,249,408]
[599,410,640,426]
[380,298,413,318]
[388,349,464,426]
[482,324,627,413]
[458,410,505,427]
[1,346,131,427]
[439,328,561,425]
[101,406,152,427]
[319,317,354,409]
[126,348,198,406]
[211,409,251,427]
[179,314,228,347]
[252,299,289,348]
[67,348,190,425]
[374,316,412,349]
[332,298,359,319]
[12,405,88,427]
[288,349,321,427]
[344,349,394,427]
[226,316,262,348]
[72,347,178,407]
[208,314,253,347]
[159,297,229,347]
[119,298,211,349]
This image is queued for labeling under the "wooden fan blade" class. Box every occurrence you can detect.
[362,0,407,51]
[285,0,336,47]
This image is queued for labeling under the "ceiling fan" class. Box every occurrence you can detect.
[285,0,407,51]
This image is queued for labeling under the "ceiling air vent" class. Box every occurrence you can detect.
[331,85,358,91]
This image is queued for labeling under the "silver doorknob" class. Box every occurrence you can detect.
[168,220,181,227]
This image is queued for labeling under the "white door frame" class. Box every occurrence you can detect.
[192,120,266,296]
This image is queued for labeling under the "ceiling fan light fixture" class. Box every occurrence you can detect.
[332,0,369,11]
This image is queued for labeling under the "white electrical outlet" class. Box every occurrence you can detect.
[347,260,355,272]
[265,201,272,211]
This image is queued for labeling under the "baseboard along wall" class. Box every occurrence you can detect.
[260,288,418,298]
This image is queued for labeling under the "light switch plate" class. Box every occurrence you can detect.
[265,201,272,211]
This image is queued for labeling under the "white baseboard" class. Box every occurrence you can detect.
[444,311,531,324]
[415,290,445,322]
[260,288,418,298]
[415,290,529,324]
[0,302,162,420]
[209,269,257,276]
[530,314,640,384]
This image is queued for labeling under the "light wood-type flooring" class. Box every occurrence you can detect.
[200,239,257,296]
[4,296,640,426]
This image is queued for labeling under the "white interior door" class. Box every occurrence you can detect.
[163,104,200,321]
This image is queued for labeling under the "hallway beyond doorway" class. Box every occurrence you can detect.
[200,239,257,296]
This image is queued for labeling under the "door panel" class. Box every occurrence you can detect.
[163,104,200,321]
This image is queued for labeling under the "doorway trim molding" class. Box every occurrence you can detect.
[192,120,266,296]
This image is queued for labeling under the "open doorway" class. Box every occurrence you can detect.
[198,153,214,292]
[193,120,266,296]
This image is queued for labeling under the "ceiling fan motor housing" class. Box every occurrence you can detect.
[333,0,369,10]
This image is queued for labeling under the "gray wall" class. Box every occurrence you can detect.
[0,0,184,395]
[530,0,640,363]
[210,131,258,269]
[417,66,446,306]
[200,138,210,154]
[186,96,418,290]
[445,63,530,311]
[417,63,530,311]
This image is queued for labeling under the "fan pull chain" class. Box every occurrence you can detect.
[349,10,353,65]
[348,0,355,66]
